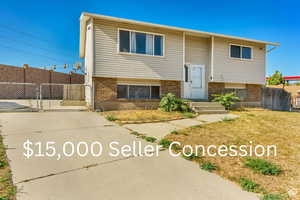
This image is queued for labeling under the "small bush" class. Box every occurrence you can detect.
[212,92,240,110]
[145,136,157,143]
[159,93,190,112]
[201,162,217,172]
[159,139,172,148]
[240,178,262,193]
[182,112,194,118]
[106,115,117,121]
[262,194,284,200]
[244,158,282,175]
[182,153,199,161]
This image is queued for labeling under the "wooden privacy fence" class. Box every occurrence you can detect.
[262,87,292,111]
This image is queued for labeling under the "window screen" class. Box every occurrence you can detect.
[129,85,150,99]
[230,45,241,58]
[242,47,251,59]
[119,30,130,52]
[154,35,163,56]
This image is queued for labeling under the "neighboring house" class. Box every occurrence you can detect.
[79,12,280,110]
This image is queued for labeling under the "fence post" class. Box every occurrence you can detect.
[39,84,43,111]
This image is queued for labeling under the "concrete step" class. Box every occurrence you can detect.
[189,102,222,107]
[193,106,226,111]
[196,110,228,114]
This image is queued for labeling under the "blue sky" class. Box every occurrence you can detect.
[0,0,299,76]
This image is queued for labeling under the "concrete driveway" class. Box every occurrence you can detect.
[0,112,259,200]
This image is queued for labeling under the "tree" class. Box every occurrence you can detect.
[267,71,285,85]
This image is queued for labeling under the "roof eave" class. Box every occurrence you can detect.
[81,12,280,47]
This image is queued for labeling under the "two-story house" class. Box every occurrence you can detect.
[79,12,279,110]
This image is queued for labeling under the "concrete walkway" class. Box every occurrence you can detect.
[124,114,239,139]
[0,112,257,200]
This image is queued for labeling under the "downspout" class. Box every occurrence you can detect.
[210,36,214,81]
[182,32,185,98]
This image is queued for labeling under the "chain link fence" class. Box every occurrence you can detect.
[0,82,39,111]
[0,82,86,112]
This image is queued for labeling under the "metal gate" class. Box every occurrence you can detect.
[39,83,86,111]
[0,82,39,112]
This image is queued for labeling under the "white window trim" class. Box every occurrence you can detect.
[117,28,165,58]
[229,43,253,61]
[117,83,161,99]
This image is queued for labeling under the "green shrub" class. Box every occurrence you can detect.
[239,178,262,193]
[159,93,190,112]
[262,194,284,200]
[244,158,282,175]
[159,139,172,148]
[130,131,141,136]
[201,162,217,172]
[145,136,157,143]
[106,115,117,121]
[212,92,240,110]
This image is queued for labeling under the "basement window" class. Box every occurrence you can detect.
[117,85,160,99]
[225,83,247,100]
[230,44,252,60]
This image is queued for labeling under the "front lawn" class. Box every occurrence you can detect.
[101,110,196,124]
[0,134,16,200]
[165,109,300,199]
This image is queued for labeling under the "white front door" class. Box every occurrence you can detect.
[184,64,205,99]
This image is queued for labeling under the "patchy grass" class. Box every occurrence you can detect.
[0,134,16,200]
[201,162,217,172]
[144,136,157,143]
[159,139,172,148]
[262,194,286,200]
[165,109,300,199]
[101,110,196,124]
[182,153,199,161]
[245,158,282,176]
[106,115,117,121]
[240,177,264,193]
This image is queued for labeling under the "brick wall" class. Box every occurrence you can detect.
[161,80,181,98]
[93,77,181,111]
[208,82,262,102]
[0,64,84,99]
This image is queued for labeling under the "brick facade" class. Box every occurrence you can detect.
[93,77,181,111]
[208,82,262,102]
[161,80,181,98]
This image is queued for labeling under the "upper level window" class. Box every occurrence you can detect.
[230,45,252,60]
[119,29,164,56]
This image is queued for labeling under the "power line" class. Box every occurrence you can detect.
[0,24,75,58]
[0,33,74,60]
[0,24,52,44]
[0,44,69,63]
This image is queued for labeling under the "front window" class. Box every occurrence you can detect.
[117,85,160,99]
[119,29,164,56]
[230,45,252,60]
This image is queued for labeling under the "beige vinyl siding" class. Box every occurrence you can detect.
[185,35,210,98]
[93,19,183,81]
[213,37,266,84]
